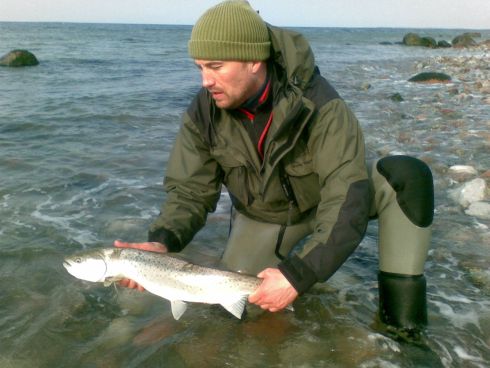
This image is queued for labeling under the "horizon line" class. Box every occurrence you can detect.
[1,20,489,31]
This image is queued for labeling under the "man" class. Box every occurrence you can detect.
[115,1,434,329]
[117,1,432,328]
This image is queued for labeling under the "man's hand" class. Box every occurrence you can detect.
[114,240,167,291]
[248,268,298,312]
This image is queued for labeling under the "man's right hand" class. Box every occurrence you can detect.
[113,240,168,291]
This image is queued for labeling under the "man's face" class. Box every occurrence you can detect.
[194,60,263,109]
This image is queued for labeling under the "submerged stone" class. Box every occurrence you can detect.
[465,201,490,220]
[389,93,404,102]
[450,178,487,208]
[0,49,39,67]
[448,165,478,182]
[408,72,452,83]
[460,259,490,295]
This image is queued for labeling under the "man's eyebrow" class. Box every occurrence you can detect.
[196,61,223,68]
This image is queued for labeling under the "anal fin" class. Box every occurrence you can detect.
[170,300,187,320]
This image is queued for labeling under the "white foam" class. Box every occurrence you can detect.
[1,193,11,208]
[431,300,481,330]
[435,291,474,304]
[454,345,487,366]
[367,333,401,353]
[31,195,98,243]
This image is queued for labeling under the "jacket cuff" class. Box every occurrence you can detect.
[278,255,318,295]
[148,228,182,252]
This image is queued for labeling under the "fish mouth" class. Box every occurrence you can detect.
[62,261,71,269]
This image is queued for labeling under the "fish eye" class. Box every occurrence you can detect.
[75,258,82,263]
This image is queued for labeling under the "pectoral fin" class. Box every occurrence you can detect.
[103,277,122,287]
[170,300,187,320]
[221,296,247,319]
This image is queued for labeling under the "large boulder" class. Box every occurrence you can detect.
[402,33,438,48]
[420,36,437,48]
[403,33,423,46]
[463,32,481,38]
[452,34,477,48]
[0,49,39,67]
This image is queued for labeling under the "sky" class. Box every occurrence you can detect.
[0,0,489,29]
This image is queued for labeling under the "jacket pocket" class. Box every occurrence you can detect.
[284,152,320,212]
[212,151,253,207]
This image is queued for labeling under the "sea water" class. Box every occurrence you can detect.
[0,22,489,367]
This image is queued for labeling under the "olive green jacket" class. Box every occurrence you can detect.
[149,26,370,293]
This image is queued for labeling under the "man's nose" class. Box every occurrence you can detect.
[201,70,214,89]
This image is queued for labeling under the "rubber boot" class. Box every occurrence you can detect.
[378,271,428,329]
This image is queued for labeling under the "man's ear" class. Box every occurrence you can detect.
[250,61,266,74]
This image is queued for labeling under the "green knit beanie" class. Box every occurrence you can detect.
[188,0,271,61]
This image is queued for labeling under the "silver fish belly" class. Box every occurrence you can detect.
[63,248,261,320]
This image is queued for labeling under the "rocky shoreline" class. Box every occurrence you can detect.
[412,43,490,102]
[401,31,489,49]
[418,43,490,218]
[415,42,490,294]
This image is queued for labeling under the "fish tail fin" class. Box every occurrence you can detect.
[221,296,248,319]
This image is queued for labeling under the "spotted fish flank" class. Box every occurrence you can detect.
[63,248,261,320]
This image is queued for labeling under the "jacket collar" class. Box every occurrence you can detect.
[267,24,316,91]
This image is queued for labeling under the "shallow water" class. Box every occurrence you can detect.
[0,23,489,367]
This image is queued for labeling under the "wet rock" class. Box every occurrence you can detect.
[481,170,490,181]
[397,131,413,143]
[480,39,490,47]
[448,165,478,182]
[460,259,490,295]
[359,82,372,91]
[389,93,404,102]
[420,36,437,48]
[439,108,463,119]
[0,49,39,67]
[452,34,477,48]
[408,72,452,83]
[402,33,447,48]
[450,178,487,208]
[477,80,490,94]
[447,86,459,95]
[437,40,452,48]
[465,201,490,220]
[462,32,481,38]
[403,33,423,46]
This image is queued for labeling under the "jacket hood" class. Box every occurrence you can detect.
[267,25,316,90]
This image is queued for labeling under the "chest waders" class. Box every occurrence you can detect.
[221,208,315,275]
[220,155,433,330]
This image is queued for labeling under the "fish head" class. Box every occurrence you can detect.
[63,249,111,283]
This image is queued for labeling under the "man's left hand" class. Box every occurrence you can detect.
[248,268,298,312]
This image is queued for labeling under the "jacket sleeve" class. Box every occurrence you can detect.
[279,99,370,294]
[148,113,223,251]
